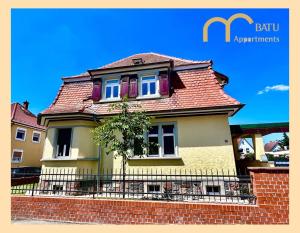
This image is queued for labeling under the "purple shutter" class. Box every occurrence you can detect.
[120,76,129,98]
[159,74,169,96]
[129,76,138,98]
[92,81,102,101]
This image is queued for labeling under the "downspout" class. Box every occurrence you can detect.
[93,114,102,192]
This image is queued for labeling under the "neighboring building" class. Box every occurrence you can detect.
[11,101,46,168]
[238,138,254,156]
[38,52,244,174]
[264,141,281,152]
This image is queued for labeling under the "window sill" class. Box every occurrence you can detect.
[11,161,22,163]
[129,156,181,161]
[15,138,25,142]
[98,98,121,103]
[136,95,161,100]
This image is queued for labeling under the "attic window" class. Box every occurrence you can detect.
[132,58,144,65]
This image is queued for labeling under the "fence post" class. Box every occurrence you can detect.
[31,182,35,196]
[93,174,96,199]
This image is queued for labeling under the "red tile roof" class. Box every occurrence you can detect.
[11,103,46,130]
[264,141,279,152]
[100,52,211,69]
[42,57,242,116]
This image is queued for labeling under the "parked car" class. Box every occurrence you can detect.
[11,167,41,178]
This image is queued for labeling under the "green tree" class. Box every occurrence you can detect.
[92,98,152,197]
[278,132,289,149]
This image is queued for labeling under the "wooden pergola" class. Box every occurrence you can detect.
[230,122,289,161]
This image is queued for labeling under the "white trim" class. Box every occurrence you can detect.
[11,149,23,163]
[15,127,27,141]
[146,122,178,158]
[103,79,120,100]
[139,75,160,98]
[32,131,41,143]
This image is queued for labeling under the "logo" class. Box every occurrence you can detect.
[203,13,254,42]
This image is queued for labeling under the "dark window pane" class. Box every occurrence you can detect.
[113,86,119,97]
[149,137,159,155]
[57,128,72,156]
[16,131,25,139]
[134,138,143,156]
[142,83,148,95]
[149,126,158,135]
[150,82,156,94]
[163,136,175,155]
[106,86,111,98]
[162,125,174,134]
[206,186,220,194]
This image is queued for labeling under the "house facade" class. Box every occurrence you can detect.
[238,138,254,156]
[38,53,243,174]
[11,102,46,168]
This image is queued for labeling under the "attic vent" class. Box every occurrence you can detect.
[132,58,144,65]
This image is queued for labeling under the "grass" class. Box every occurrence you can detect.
[11,183,38,195]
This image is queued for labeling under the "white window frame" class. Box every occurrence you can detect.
[139,75,160,98]
[104,79,120,100]
[147,125,160,157]
[15,127,27,141]
[55,128,73,158]
[147,184,161,194]
[146,123,178,158]
[11,149,23,163]
[32,131,41,143]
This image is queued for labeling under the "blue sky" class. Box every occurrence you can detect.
[11,9,289,142]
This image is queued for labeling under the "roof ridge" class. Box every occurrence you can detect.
[147,52,210,64]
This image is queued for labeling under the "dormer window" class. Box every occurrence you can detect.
[141,76,159,97]
[105,79,120,99]
[132,58,144,65]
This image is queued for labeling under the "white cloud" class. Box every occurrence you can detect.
[257,84,289,95]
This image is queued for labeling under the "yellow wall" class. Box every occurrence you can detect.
[41,115,237,174]
[42,120,98,160]
[111,115,236,174]
[11,124,45,168]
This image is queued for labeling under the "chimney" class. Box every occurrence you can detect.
[23,101,29,110]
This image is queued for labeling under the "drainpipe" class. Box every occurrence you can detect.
[92,114,102,192]
[97,145,102,193]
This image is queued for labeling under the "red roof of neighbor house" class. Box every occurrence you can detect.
[264,141,279,152]
[41,53,242,116]
[11,103,46,130]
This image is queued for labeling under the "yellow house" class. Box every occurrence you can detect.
[38,53,244,175]
[11,101,46,168]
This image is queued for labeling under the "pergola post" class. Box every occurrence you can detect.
[252,133,265,161]
[232,137,240,161]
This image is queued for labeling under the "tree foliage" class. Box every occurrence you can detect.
[278,132,289,149]
[92,98,152,168]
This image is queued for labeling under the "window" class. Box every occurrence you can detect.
[52,185,64,194]
[12,149,23,163]
[15,127,26,141]
[206,185,220,195]
[141,76,158,96]
[246,148,250,153]
[148,126,159,156]
[105,79,120,99]
[148,184,160,193]
[162,125,175,155]
[32,131,41,143]
[56,128,72,157]
[133,123,177,158]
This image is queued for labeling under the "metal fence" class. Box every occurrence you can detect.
[11,169,256,205]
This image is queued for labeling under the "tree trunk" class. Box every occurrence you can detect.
[122,156,126,198]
